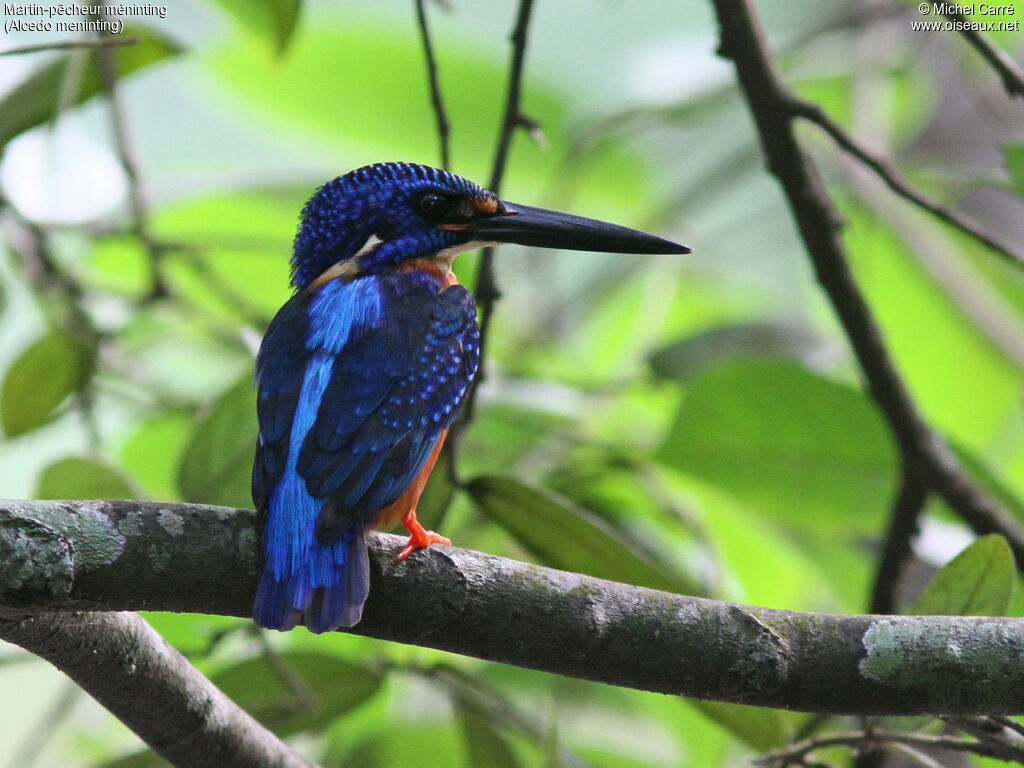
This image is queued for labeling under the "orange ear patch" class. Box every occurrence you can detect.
[471,196,499,215]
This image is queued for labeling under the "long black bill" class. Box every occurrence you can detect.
[464,203,692,255]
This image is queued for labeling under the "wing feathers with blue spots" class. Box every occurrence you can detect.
[301,277,479,540]
[253,271,479,548]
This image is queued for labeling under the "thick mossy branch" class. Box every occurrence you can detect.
[3,500,1024,716]
[0,611,313,768]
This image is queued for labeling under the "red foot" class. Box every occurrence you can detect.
[395,510,451,564]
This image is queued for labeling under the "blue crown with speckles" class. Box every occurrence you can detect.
[291,162,490,289]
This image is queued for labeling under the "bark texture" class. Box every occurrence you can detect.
[3,499,1024,717]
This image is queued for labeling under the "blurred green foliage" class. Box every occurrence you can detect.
[911,535,1015,617]
[1,0,1024,766]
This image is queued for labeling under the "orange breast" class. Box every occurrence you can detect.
[374,428,450,530]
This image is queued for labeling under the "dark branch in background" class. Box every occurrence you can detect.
[0,611,312,768]
[945,716,1024,763]
[7,500,1024,717]
[413,0,451,170]
[754,727,1024,767]
[95,23,169,299]
[943,11,1024,100]
[708,0,1024,569]
[461,0,538,424]
[787,96,1024,270]
[0,37,138,56]
[94,22,270,329]
[869,460,931,615]
[0,198,84,302]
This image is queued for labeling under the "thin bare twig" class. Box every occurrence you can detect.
[870,459,930,615]
[945,716,1024,762]
[0,37,138,56]
[990,716,1024,740]
[755,729,1024,767]
[943,11,1024,100]
[95,27,169,299]
[461,0,538,425]
[786,96,1024,270]
[413,0,451,170]
[710,0,1024,571]
[0,200,104,448]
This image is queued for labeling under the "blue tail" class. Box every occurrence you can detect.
[253,524,370,634]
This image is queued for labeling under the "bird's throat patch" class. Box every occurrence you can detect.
[399,258,460,286]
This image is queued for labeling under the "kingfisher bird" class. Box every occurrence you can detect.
[252,161,691,633]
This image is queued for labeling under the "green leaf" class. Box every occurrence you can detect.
[85,236,153,298]
[466,475,701,595]
[912,535,1015,617]
[177,377,257,509]
[691,700,792,751]
[36,456,135,500]
[209,0,302,55]
[649,321,832,381]
[657,360,897,528]
[0,330,96,437]
[1007,144,1024,198]
[0,25,183,151]
[459,705,521,768]
[211,651,382,736]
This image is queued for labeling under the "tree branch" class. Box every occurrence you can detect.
[413,0,451,170]
[0,610,312,768]
[870,459,930,615]
[96,21,170,299]
[0,37,138,56]
[943,11,1024,101]
[755,727,1024,767]
[708,0,1024,567]
[462,0,537,424]
[786,96,1024,270]
[6,500,1024,716]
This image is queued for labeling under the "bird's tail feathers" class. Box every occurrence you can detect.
[253,525,370,634]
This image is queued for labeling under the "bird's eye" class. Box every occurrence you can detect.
[418,193,452,221]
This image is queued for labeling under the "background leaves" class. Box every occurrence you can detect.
[0,330,96,437]
[0,26,183,152]
[0,0,1023,766]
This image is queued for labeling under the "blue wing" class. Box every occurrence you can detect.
[251,270,478,632]
[298,274,480,540]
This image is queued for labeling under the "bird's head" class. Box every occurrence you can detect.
[291,162,691,290]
